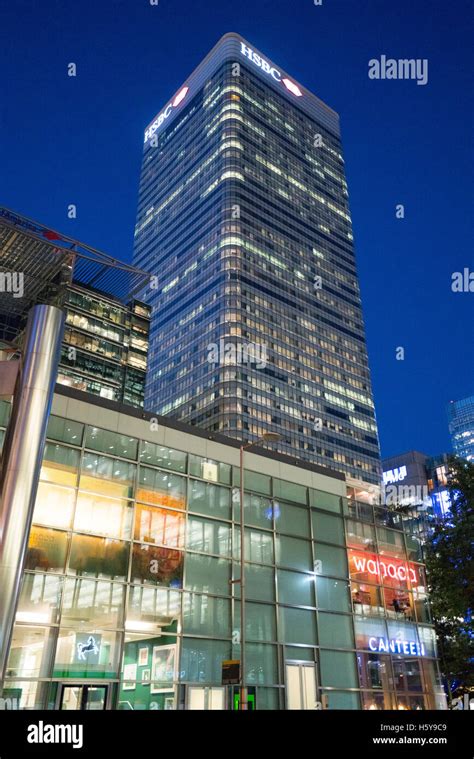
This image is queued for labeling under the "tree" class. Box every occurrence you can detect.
[424,456,474,703]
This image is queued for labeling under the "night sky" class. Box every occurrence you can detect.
[2,0,473,459]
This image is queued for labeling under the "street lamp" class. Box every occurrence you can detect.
[238,432,281,710]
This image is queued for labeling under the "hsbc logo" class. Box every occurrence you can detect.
[144,86,189,143]
[240,42,303,97]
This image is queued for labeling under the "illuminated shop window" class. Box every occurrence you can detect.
[6,625,56,679]
[17,573,62,625]
[354,615,388,650]
[68,534,128,580]
[136,467,186,509]
[127,585,181,629]
[412,587,431,624]
[357,652,394,691]
[134,503,185,548]
[350,582,384,617]
[395,694,426,710]
[360,689,394,710]
[392,656,423,692]
[74,493,133,540]
[383,587,415,622]
[0,680,49,710]
[376,527,405,559]
[40,443,80,488]
[33,483,76,530]
[61,578,124,630]
[53,628,121,679]
[346,519,376,551]
[118,634,177,709]
[80,453,136,499]
[26,527,69,573]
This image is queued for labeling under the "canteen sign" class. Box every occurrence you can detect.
[348,549,422,587]
[144,86,189,143]
[368,637,426,657]
[240,43,303,97]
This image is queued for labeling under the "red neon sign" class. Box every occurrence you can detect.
[348,549,421,587]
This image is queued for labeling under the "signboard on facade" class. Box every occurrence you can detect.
[222,660,240,685]
[348,549,423,588]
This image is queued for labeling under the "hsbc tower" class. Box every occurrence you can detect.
[133,33,381,485]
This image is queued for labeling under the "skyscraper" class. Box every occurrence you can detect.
[133,33,381,484]
[448,395,474,462]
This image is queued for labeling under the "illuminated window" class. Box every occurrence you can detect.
[74,493,133,540]
[134,504,185,548]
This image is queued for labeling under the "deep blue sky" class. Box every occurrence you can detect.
[2,0,473,459]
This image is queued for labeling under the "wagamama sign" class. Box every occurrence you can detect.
[350,550,420,585]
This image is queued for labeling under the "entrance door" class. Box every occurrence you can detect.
[285,663,317,710]
[59,684,108,710]
[187,686,226,710]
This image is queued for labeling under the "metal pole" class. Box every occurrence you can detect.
[239,444,247,710]
[0,304,65,684]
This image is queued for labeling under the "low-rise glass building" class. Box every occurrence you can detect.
[0,390,446,710]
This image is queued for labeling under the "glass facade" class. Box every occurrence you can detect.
[133,33,381,485]
[57,285,151,409]
[345,486,445,710]
[0,398,444,710]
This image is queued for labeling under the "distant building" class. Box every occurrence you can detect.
[448,395,474,463]
[58,283,150,408]
[382,451,452,536]
[0,207,151,409]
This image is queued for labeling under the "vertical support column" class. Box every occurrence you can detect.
[0,304,65,683]
[239,445,247,710]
